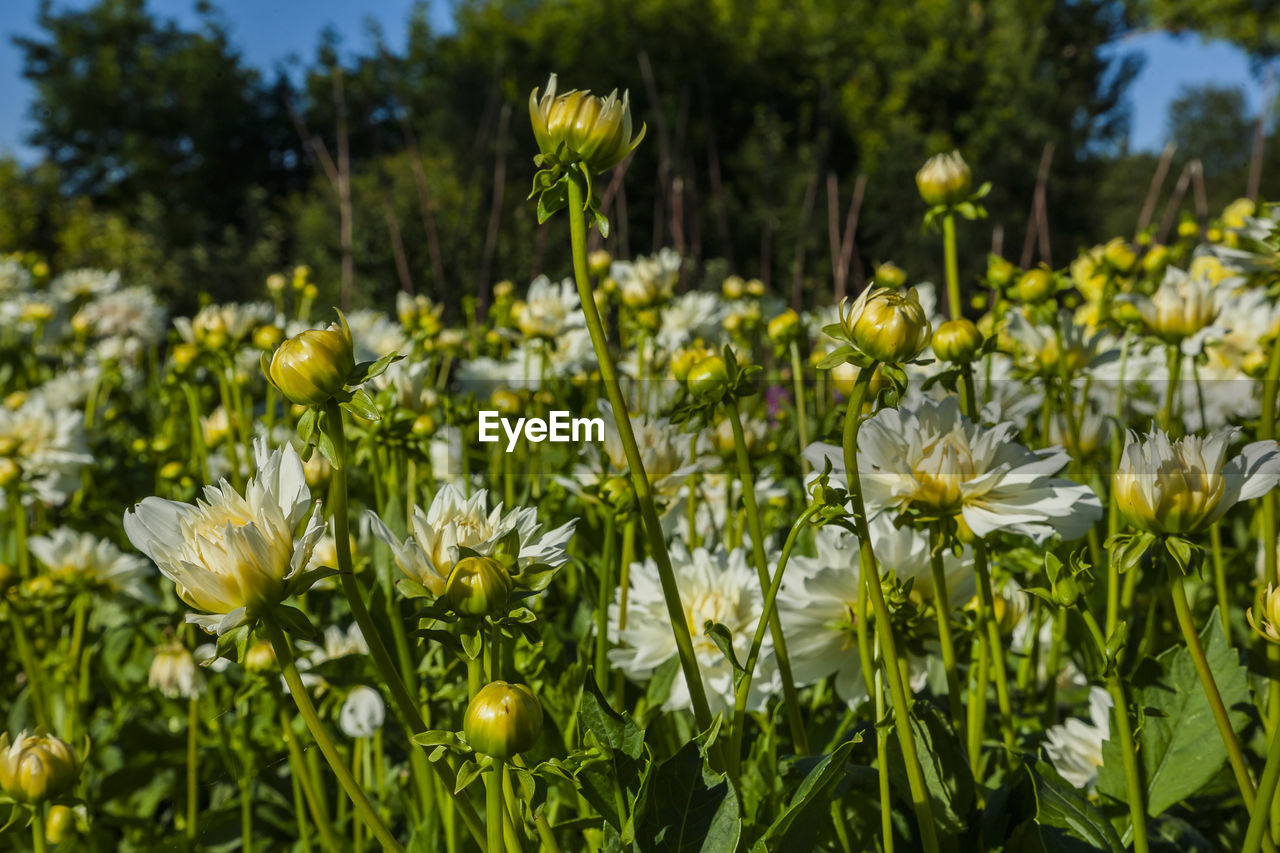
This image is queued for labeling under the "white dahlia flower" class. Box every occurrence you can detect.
[1043,686,1112,791]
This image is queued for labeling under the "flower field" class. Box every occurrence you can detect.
[4,76,1280,853]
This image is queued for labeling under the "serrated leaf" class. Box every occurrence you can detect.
[1096,606,1248,817]
[1028,761,1124,852]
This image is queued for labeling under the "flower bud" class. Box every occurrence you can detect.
[1222,197,1256,229]
[444,556,512,617]
[0,731,81,804]
[874,262,907,290]
[932,318,983,363]
[767,309,801,347]
[1102,238,1137,275]
[670,345,711,383]
[490,389,522,416]
[987,256,1017,289]
[1016,268,1055,304]
[46,804,74,844]
[243,640,277,674]
[841,287,932,364]
[266,312,355,407]
[1243,350,1271,378]
[1249,584,1280,645]
[915,151,972,206]
[170,342,199,372]
[745,278,765,298]
[1053,576,1080,608]
[600,475,634,509]
[464,681,543,759]
[493,280,515,303]
[529,74,645,174]
[686,355,729,400]
[412,414,438,437]
[1141,245,1170,277]
[588,250,613,278]
[1177,219,1199,240]
[266,273,287,293]
[0,458,20,489]
[721,275,746,300]
[253,325,285,352]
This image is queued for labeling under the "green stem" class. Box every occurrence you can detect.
[265,618,404,853]
[725,398,808,753]
[487,760,505,853]
[788,340,810,476]
[1259,336,1280,738]
[187,697,199,842]
[1244,702,1280,853]
[1167,566,1258,810]
[595,512,617,694]
[32,802,47,853]
[1080,609,1148,853]
[1210,523,1231,640]
[942,212,962,321]
[321,399,486,847]
[840,363,939,853]
[281,708,340,852]
[1106,332,1131,637]
[729,504,823,778]
[927,527,965,744]
[565,174,719,756]
[1161,346,1182,434]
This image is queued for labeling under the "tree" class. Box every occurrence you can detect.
[1167,83,1254,177]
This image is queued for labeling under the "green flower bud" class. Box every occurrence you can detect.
[46,804,74,845]
[266,311,355,407]
[0,731,80,804]
[932,318,983,363]
[721,276,746,300]
[686,356,729,400]
[767,309,801,347]
[874,262,908,290]
[1053,576,1080,608]
[588,250,613,278]
[243,640,277,674]
[529,75,646,174]
[987,256,1017,289]
[1102,238,1136,275]
[915,151,972,206]
[1015,268,1055,304]
[841,287,932,364]
[444,556,513,617]
[464,681,543,759]
[1141,245,1170,276]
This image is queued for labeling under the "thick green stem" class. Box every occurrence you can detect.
[281,707,340,852]
[565,175,719,757]
[788,340,810,476]
[840,363,939,853]
[942,212,962,321]
[595,513,617,694]
[1167,568,1258,810]
[32,803,47,853]
[725,398,808,753]
[1244,705,1280,853]
[487,760,505,853]
[927,528,965,744]
[1210,523,1231,640]
[1081,609,1148,853]
[1161,346,1182,434]
[265,619,404,853]
[322,399,486,847]
[1259,337,1280,737]
[729,504,823,778]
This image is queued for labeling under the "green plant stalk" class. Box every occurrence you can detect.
[788,340,810,475]
[595,512,617,694]
[1167,566,1259,811]
[729,503,823,778]
[1259,336,1280,740]
[841,363,939,853]
[565,175,719,751]
[874,637,894,853]
[942,212,962,321]
[1244,700,1280,853]
[181,384,212,484]
[241,775,254,853]
[65,594,88,743]
[967,627,991,779]
[725,397,809,753]
[612,517,637,709]
[265,618,405,853]
[1161,345,1182,434]
[32,802,47,853]
[187,697,200,842]
[1080,608,1149,853]
[512,755,562,853]
[487,761,505,853]
[1107,331,1131,636]
[958,364,1017,765]
[281,707,340,852]
[1210,523,1231,639]
[322,399,486,846]
[927,528,965,744]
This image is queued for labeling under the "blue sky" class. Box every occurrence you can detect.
[0,1,1270,161]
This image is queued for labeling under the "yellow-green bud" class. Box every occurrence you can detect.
[874,262,907,290]
[1016,268,1055,304]
[493,280,515,303]
[588,250,613,278]
[915,151,972,206]
[4,391,26,410]
[767,309,801,347]
[464,681,544,759]
[0,458,20,489]
[529,74,645,174]
[266,273,287,293]
[1141,245,1170,276]
[745,278,765,298]
[45,803,74,844]
[253,325,285,351]
[412,414,438,437]
[987,256,1017,289]
[243,640,277,674]
[841,287,932,364]
[1243,350,1270,378]
[0,731,80,804]
[1206,227,1223,243]
[1102,238,1137,275]
[600,475,634,508]
[932,318,983,363]
[444,556,512,617]
[266,311,355,407]
[686,355,729,399]
[1177,219,1199,240]
[671,345,712,383]
[1250,584,1280,645]
[171,342,199,372]
[1222,197,1256,229]
[490,389,522,416]
[1053,576,1080,608]
[159,461,183,481]
[721,275,746,300]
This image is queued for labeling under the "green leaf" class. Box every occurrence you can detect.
[581,673,645,760]
[703,621,745,673]
[1028,761,1124,852]
[315,429,341,470]
[411,730,467,751]
[885,704,973,836]
[1096,605,1249,817]
[454,759,484,794]
[296,406,318,445]
[634,740,739,853]
[752,740,856,852]
[815,346,857,370]
[342,387,381,421]
[273,604,317,640]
